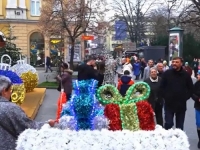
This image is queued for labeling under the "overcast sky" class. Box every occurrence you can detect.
[104,0,190,21]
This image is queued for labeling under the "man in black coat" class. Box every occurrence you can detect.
[160,57,193,130]
[157,63,164,78]
[77,56,98,81]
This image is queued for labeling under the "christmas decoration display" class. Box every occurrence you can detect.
[58,79,109,130]
[0,54,25,104]
[97,82,155,131]
[102,52,117,86]
[11,56,38,92]
[16,124,190,150]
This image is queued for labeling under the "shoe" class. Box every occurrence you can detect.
[198,141,200,149]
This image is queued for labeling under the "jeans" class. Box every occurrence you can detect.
[155,101,163,126]
[45,65,52,72]
[164,107,186,130]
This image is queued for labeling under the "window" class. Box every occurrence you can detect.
[30,0,40,16]
[30,32,45,67]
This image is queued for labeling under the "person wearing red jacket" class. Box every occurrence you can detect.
[183,62,192,76]
[117,70,134,97]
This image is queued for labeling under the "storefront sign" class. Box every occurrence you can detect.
[82,36,94,41]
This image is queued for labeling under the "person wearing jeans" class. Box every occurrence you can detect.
[160,57,193,130]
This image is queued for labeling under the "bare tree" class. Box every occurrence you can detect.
[148,8,169,38]
[111,0,159,43]
[39,0,107,69]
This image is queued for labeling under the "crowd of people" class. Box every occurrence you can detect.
[1,54,200,149]
[119,56,200,148]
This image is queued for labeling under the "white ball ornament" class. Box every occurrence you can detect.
[11,58,39,93]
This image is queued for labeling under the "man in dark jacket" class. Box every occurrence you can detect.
[140,58,146,79]
[160,57,193,130]
[78,56,98,81]
[45,56,53,73]
[157,63,164,78]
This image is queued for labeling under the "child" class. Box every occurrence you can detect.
[117,70,134,97]
[192,70,200,149]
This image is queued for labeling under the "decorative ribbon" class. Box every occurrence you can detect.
[97,82,155,131]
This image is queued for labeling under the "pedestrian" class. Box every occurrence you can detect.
[78,55,98,81]
[140,58,146,79]
[0,76,55,150]
[144,67,163,126]
[183,62,192,76]
[157,63,164,78]
[143,59,154,80]
[133,59,141,80]
[193,58,199,78]
[117,70,134,97]
[160,57,193,130]
[56,62,73,100]
[121,58,133,78]
[192,70,200,148]
[163,60,169,71]
[45,56,53,73]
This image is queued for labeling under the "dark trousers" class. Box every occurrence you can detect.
[194,68,198,78]
[45,65,52,72]
[155,102,163,126]
[135,75,140,80]
[67,93,71,101]
[140,69,144,79]
[164,108,186,130]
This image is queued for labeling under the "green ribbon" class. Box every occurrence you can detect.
[97,82,151,131]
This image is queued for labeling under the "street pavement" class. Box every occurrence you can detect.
[35,69,199,150]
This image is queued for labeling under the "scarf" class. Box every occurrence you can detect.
[150,77,158,82]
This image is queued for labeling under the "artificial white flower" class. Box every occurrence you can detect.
[16,125,190,150]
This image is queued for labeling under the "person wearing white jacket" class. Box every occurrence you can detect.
[121,58,133,78]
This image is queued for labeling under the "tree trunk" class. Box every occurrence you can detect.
[69,40,75,70]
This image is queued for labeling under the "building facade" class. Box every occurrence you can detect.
[0,0,83,67]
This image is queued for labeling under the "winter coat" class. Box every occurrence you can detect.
[183,66,192,76]
[0,96,44,150]
[46,56,51,65]
[78,64,98,81]
[163,65,169,71]
[122,63,133,75]
[157,71,164,78]
[160,67,194,112]
[140,61,146,70]
[143,66,151,80]
[133,62,141,76]
[144,77,162,111]
[56,69,73,95]
[193,61,199,69]
[192,80,200,110]
[117,75,134,97]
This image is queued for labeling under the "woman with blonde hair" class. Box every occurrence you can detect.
[163,60,169,71]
